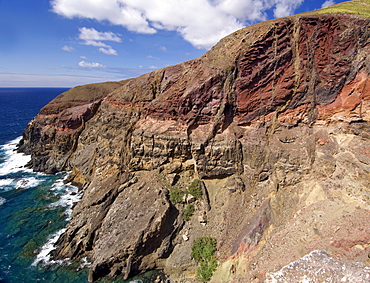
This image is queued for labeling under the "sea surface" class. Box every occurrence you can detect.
[0,88,160,283]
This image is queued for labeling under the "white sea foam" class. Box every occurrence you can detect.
[32,228,69,266]
[33,174,82,266]
[0,136,22,151]
[0,196,6,205]
[48,174,82,220]
[77,257,92,270]
[16,177,42,189]
[0,178,14,187]
[0,137,31,176]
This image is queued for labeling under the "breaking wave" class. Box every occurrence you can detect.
[32,228,69,267]
[0,137,31,176]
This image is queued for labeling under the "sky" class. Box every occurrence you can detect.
[0,0,341,87]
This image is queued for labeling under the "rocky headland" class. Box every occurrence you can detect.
[18,1,370,282]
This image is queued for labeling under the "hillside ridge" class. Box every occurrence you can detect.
[18,1,370,282]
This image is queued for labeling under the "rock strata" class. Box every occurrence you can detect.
[19,3,370,282]
[266,250,370,283]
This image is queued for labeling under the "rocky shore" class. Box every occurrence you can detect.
[19,2,370,282]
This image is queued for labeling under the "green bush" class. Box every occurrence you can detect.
[188,179,203,199]
[191,237,217,262]
[169,188,185,204]
[169,179,203,204]
[196,258,218,282]
[183,204,195,221]
[191,237,217,282]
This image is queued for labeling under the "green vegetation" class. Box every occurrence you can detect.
[187,179,203,199]
[183,204,195,221]
[169,188,185,204]
[169,179,203,204]
[191,237,218,282]
[197,259,218,282]
[309,0,370,19]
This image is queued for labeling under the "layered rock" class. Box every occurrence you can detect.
[19,6,370,283]
[266,250,370,283]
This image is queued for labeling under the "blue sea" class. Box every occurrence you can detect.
[0,88,160,283]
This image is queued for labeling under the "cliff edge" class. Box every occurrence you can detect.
[19,1,370,282]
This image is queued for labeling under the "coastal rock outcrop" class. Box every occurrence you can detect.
[19,2,370,282]
[266,250,370,283]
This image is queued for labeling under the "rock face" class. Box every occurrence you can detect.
[19,5,370,283]
[266,250,370,283]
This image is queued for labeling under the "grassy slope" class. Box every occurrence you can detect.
[309,0,370,18]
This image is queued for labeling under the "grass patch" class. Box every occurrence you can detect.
[187,179,203,199]
[191,237,218,282]
[197,259,218,282]
[307,0,370,19]
[183,204,195,221]
[169,179,203,204]
[169,188,185,204]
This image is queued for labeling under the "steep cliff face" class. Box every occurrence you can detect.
[19,5,370,283]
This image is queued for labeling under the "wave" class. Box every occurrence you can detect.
[0,137,31,176]
[0,178,14,187]
[16,177,42,189]
[32,228,69,267]
[48,174,82,220]
[33,174,82,266]
[0,139,82,269]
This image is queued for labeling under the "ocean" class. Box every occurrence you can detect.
[0,88,160,283]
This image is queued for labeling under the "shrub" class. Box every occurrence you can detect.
[169,179,203,204]
[188,179,202,199]
[183,204,195,221]
[169,188,185,204]
[191,237,217,282]
[196,258,218,282]
[191,237,217,262]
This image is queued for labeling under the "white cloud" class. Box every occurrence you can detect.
[51,0,305,49]
[78,27,121,42]
[322,0,335,8]
[80,55,87,59]
[78,27,120,55]
[273,0,304,18]
[78,60,106,68]
[0,73,119,87]
[159,46,167,52]
[99,47,118,55]
[82,40,110,48]
[147,55,160,60]
[62,45,75,51]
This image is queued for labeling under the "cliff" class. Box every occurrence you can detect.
[19,1,370,282]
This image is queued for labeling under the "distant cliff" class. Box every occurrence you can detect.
[19,1,370,282]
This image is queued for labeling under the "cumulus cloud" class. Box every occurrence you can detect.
[78,60,106,68]
[78,27,120,55]
[51,0,305,49]
[321,0,335,8]
[99,47,118,55]
[62,45,74,51]
[79,27,121,42]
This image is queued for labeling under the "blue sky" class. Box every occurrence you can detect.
[0,0,340,87]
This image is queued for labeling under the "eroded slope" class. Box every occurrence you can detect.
[19,11,370,283]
